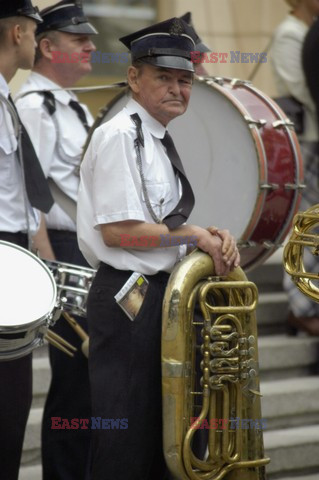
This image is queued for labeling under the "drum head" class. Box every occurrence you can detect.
[98,80,259,240]
[0,241,56,330]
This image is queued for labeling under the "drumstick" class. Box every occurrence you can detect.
[63,312,89,341]
[45,329,77,357]
[63,312,89,358]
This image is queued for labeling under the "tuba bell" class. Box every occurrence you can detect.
[162,250,270,479]
[283,203,319,303]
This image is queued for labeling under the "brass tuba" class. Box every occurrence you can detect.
[283,203,319,303]
[162,250,270,480]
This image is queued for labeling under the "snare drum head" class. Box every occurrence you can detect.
[0,241,56,329]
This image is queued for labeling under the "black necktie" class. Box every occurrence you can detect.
[8,95,54,213]
[161,131,195,229]
[69,99,90,133]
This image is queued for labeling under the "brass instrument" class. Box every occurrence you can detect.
[162,250,269,479]
[283,204,319,303]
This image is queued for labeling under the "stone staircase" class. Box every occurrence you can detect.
[19,248,319,480]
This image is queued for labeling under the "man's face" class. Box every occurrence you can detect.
[18,18,37,70]
[49,31,96,84]
[129,64,193,126]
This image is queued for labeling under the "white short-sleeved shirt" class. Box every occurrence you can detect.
[15,72,94,231]
[77,98,187,274]
[0,74,39,234]
[271,14,318,142]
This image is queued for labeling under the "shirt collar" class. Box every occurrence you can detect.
[24,72,78,105]
[125,98,166,139]
[0,74,10,99]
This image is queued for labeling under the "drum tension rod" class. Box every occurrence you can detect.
[260,183,279,190]
[244,116,267,128]
[272,119,295,129]
[284,183,306,190]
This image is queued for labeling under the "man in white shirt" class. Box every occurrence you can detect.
[0,2,52,479]
[15,2,97,478]
[78,17,239,480]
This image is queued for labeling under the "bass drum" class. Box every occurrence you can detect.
[88,76,304,270]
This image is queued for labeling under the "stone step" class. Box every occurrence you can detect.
[19,464,42,480]
[262,376,319,429]
[247,248,284,291]
[32,357,51,408]
[257,291,289,335]
[259,334,319,380]
[21,407,42,466]
[275,475,319,480]
[264,425,319,476]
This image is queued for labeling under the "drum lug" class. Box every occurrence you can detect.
[284,183,306,190]
[260,183,279,190]
[244,116,267,128]
[272,119,295,129]
[230,78,251,87]
[238,241,257,248]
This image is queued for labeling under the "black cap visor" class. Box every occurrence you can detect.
[140,55,194,73]
[56,21,98,35]
[17,6,43,23]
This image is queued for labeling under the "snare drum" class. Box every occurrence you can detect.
[44,259,96,317]
[89,77,303,270]
[0,241,58,360]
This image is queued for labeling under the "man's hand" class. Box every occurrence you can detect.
[207,227,240,271]
[195,226,240,276]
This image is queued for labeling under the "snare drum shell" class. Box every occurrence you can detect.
[0,241,57,360]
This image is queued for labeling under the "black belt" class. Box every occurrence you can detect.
[47,229,76,238]
[100,262,170,285]
[0,231,28,248]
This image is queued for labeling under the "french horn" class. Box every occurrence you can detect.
[283,203,319,303]
[162,250,269,479]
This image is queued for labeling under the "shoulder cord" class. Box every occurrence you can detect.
[130,113,163,224]
[41,91,80,175]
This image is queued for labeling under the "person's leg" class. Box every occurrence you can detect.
[0,233,32,480]
[41,230,91,480]
[88,264,169,480]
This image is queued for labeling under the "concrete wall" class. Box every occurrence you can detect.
[157,0,290,97]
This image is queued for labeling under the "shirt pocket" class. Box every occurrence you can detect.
[141,181,173,220]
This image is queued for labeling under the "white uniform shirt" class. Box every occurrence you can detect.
[271,14,318,142]
[77,98,186,274]
[0,74,39,234]
[15,72,94,231]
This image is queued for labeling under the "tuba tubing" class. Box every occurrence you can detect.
[162,250,269,480]
[283,204,319,303]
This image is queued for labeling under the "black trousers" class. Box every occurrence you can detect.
[41,230,91,480]
[0,232,32,480]
[87,263,171,480]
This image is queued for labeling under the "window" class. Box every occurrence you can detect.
[84,0,157,76]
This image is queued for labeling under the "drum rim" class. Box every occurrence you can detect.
[0,240,57,330]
